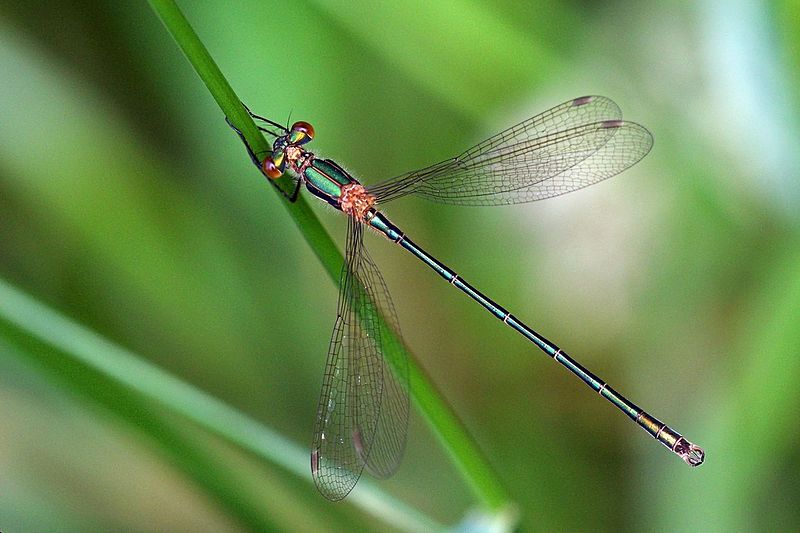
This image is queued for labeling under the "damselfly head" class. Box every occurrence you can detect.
[265,121,314,178]
[262,151,286,179]
[288,121,314,146]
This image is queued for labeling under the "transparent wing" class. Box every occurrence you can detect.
[310,219,409,501]
[367,96,652,206]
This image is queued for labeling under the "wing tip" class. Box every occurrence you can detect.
[572,95,595,107]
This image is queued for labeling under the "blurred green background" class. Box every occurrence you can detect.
[1,1,799,531]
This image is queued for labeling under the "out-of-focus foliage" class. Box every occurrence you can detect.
[1,1,798,530]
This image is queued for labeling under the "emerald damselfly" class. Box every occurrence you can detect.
[228,96,704,501]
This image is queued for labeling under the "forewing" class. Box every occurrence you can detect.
[367,96,652,205]
[311,220,409,500]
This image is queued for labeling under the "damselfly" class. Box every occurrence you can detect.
[227,96,705,501]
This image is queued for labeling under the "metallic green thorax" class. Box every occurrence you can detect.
[302,158,356,209]
[299,156,404,242]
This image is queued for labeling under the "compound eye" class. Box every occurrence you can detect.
[291,121,315,140]
[262,157,283,179]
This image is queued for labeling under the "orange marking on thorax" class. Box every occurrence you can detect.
[339,183,376,221]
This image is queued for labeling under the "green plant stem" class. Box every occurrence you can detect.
[148,0,509,512]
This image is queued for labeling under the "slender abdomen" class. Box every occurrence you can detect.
[365,208,704,466]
